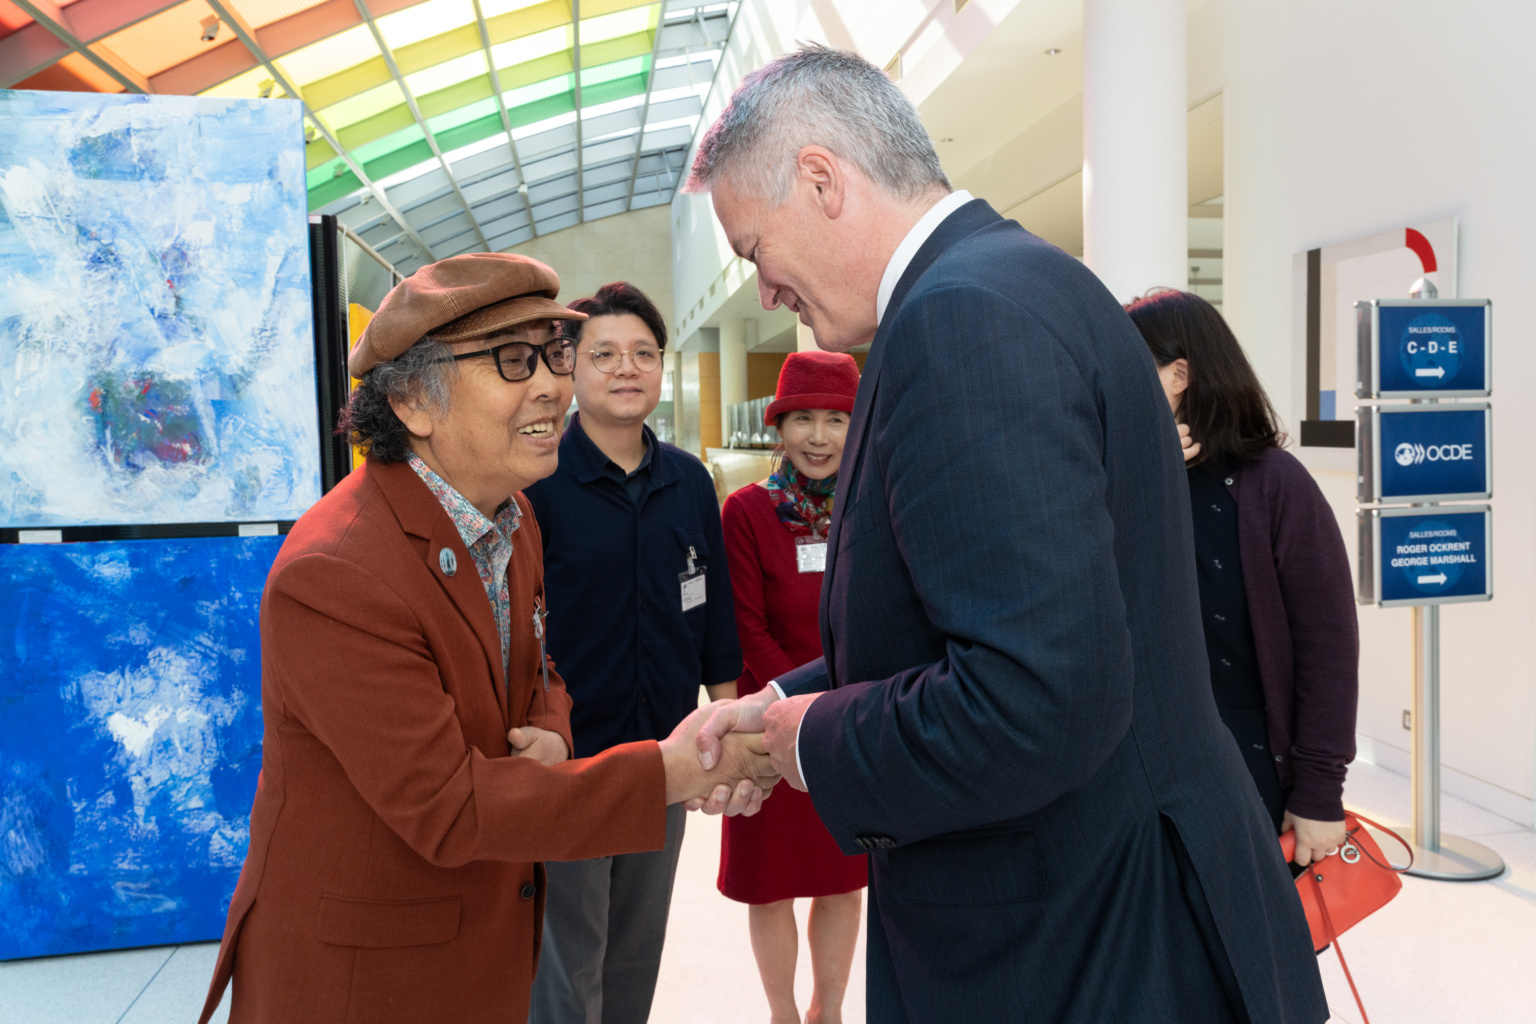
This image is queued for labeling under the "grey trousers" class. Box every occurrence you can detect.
[529,802,687,1024]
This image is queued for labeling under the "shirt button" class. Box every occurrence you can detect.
[520,883,536,900]
[1225,477,1234,486]
[1274,754,1285,762]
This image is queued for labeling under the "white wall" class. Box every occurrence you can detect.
[1222,0,1536,823]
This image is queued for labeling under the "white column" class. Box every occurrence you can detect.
[719,318,748,447]
[1082,0,1188,303]
[796,322,818,352]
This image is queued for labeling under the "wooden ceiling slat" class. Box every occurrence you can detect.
[69,0,183,42]
[303,52,390,107]
[149,37,258,94]
[0,21,68,86]
[337,100,416,150]
[254,0,357,57]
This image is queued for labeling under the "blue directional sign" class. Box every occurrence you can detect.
[1359,403,1491,503]
[1363,506,1492,607]
[1356,299,1490,399]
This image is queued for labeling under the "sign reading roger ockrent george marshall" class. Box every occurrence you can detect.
[1359,505,1492,607]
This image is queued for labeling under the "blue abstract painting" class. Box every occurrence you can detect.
[0,535,278,960]
[0,90,320,527]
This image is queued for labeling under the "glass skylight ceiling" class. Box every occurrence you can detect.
[0,0,736,275]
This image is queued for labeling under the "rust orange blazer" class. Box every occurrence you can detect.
[199,459,666,1024]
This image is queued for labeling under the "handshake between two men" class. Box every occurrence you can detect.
[684,686,817,816]
[506,686,812,816]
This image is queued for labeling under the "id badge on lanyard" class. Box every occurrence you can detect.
[796,534,828,574]
[680,546,707,612]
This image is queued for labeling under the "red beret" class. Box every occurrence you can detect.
[764,351,861,426]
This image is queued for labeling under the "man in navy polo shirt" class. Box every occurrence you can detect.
[525,281,742,1024]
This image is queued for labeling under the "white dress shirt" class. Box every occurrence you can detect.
[766,189,976,788]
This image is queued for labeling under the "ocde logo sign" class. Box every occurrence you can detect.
[1395,442,1476,467]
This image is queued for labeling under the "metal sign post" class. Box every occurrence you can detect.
[1354,293,1503,881]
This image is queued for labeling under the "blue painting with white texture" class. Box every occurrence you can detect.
[0,535,277,960]
[0,90,319,527]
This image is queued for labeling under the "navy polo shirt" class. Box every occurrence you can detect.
[524,414,742,758]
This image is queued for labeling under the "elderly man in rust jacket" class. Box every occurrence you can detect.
[198,254,776,1024]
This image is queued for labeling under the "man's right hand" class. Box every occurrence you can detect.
[695,686,779,771]
[658,701,779,815]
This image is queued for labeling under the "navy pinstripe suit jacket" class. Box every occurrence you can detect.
[777,200,1328,1024]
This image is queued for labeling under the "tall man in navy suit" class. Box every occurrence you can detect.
[686,45,1328,1024]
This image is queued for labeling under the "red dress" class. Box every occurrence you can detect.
[717,482,868,904]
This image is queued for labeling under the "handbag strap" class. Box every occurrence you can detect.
[1346,811,1415,873]
[1307,870,1372,1024]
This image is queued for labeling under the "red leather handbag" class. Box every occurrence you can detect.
[1280,812,1413,1024]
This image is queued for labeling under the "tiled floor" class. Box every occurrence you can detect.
[2,758,1531,1024]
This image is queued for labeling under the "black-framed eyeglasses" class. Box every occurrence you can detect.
[444,337,577,382]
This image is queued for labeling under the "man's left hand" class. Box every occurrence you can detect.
[763,694,819,791]
[507,725,570,766]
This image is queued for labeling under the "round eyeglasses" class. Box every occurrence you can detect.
[446,338,577,382]
[589,346,662,375]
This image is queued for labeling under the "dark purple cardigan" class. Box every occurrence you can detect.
[1226,447,1358,822]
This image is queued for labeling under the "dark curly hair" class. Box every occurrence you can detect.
[561,281,668,349]
[336,336,454,464]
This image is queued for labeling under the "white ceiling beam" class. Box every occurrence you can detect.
[471,0,538,240]
[201,0,435,265]
[352,0,491,253]
[622,2,672,212]
[572,0,584,223]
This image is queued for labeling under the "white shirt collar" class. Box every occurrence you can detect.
[875,189,974,326]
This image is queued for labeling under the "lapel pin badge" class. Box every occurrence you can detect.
[439,548,457,576]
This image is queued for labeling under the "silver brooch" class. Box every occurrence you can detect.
[439,548,457,576]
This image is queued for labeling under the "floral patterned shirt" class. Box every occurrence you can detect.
[408,453,520,672]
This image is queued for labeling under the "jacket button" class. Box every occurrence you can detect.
[1274,754,1285,762]
[520,882,537,900]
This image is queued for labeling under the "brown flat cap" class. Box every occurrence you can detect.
[348,252,588,377]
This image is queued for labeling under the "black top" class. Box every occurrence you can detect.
[1187,463,1266,711]
[523,414,742,757]
[599,433,654,506]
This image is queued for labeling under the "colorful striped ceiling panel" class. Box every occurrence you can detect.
[1,0,735,269]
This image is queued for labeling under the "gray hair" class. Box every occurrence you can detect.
[339,336,456,464]
[684,44,950,204]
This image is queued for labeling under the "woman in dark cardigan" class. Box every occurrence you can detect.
[1127,289,1358,869]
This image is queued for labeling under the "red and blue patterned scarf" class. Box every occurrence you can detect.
[766,458,837,538]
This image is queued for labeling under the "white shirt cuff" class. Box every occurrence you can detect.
[765,680,808,791]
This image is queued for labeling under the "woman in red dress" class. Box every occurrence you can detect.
[719,351,867,1024]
